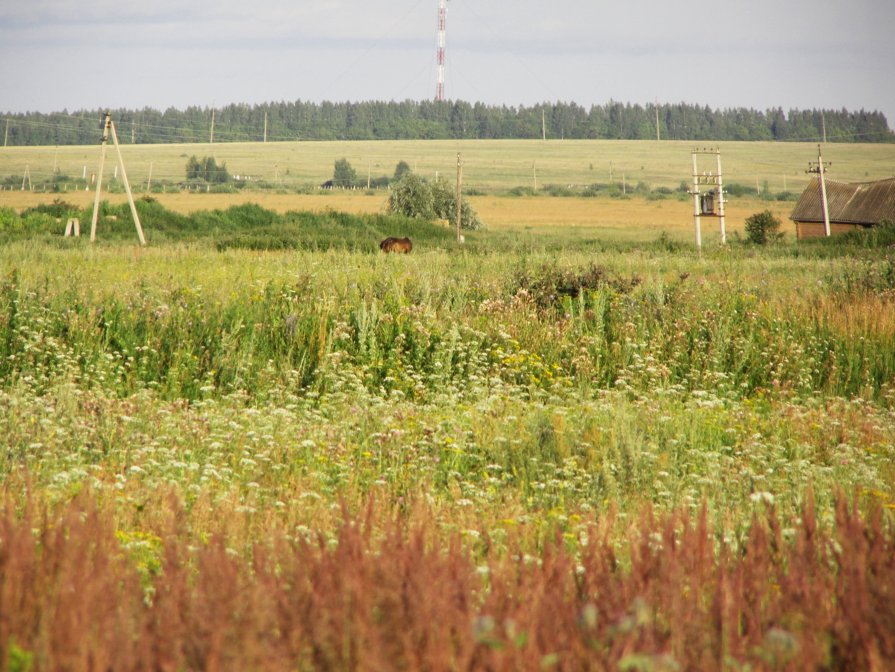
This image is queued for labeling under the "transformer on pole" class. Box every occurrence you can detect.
[688,147,726,249]
[436,0,448,101]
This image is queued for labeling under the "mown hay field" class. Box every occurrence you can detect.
[1,139,894,669]
[3,138,895,193]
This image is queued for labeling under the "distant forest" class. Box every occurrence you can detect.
[4,100,893,146]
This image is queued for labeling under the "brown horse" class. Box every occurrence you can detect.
[379,237,413,254]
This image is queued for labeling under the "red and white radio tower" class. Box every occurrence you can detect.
[435,0,448,101]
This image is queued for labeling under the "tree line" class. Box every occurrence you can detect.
[3,100,892,146]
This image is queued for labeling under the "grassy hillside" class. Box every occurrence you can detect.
[2,138,894,195]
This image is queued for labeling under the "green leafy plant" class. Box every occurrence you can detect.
[185,155,232,183]
[332,158,358,188]
[744,209,783,244]
[388,173,483,230]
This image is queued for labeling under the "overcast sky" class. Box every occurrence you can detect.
[2,0,893,131]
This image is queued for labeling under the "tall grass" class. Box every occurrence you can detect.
[1,494,892,671]
[1,244,892,403]
[1,209,894,667]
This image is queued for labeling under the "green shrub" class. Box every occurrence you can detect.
[725,182,758,197]
[744,209,782,245]
[542,184,575,197]
[0,208,19,230]
[507,186,537,197]
[21,199,79,219]
[185,156,231,183]
[388,174,483,230]
[387,173,435,220]
[512,262,640,310]
[21,213,58,235]
[775,191,798,201]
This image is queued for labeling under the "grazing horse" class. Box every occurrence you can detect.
[379,237,413,254]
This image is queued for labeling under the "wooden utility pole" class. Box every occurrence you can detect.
[21,165,32,191]
[91,113,146,245]
[532,162,537,191]
[147,161,153,191]
[541,110,546,142]
[210,109,215,144]
[90,115,111,241]
[263,112,268,143]
[3,119,8,147]
[808,144,831,236]
[455,152,463,242]
[655,105,660,141]
[108,118,145,243]
[821,111,827,144]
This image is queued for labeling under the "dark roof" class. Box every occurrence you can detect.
[790,177,895,225]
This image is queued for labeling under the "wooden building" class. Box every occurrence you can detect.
[790,177,895,239]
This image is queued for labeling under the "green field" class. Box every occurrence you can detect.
[1,140,894,669]
[3,138,895,194]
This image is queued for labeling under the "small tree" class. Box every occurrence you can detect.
[332,158,357,188]
[388,174,483,230]
[186,156,203,180]
[394,160,411,181]
[744,209,782,244]
[185,155,231,183]
[387,173,435,220]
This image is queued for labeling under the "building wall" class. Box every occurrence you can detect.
[794,221,865,240]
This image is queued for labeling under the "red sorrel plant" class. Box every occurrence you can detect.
[0,493,893,670]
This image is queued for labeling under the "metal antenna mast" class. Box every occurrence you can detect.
[436,0,448,101]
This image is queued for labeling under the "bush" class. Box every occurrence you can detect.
[582,183,611,198]
[507,186,537,197]
[388,173,435,220]
[725,182,758,197]
[542,184,575,197]
[744,209,783,245]
[388,174,483,230]
[775,191,798,202]
[0,207,18,229]
[22,198,79,217]
[513,262,640,309]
